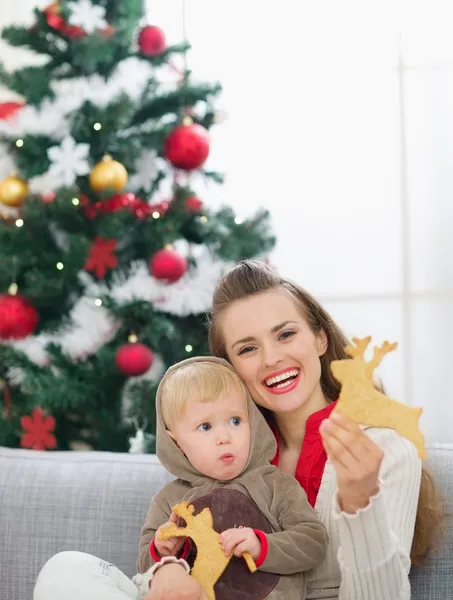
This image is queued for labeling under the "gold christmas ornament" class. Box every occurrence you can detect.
[0,173,29,207]
[89,155,128,192]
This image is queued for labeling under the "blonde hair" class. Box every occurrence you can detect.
[161,361,249,431]
[208,259,445,567]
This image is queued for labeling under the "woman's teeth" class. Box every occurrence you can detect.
[265,369,299,388]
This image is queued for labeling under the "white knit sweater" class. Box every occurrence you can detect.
[306,427,422,600]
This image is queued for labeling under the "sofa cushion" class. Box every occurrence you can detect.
[1,443,452,600]
[409,443,453,600]
[0,447,173,600]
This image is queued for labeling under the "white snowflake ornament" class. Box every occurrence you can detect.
[47,136,90,187]
[128,149,162,192]
[67,0,108,35]
[128,419,156,454]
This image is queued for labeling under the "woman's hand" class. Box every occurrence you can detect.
[144,563,208,600]
[319,411,384,514]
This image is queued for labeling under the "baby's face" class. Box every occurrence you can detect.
[169,389,251,481]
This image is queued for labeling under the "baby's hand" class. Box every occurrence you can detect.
[154,512,187,558]
[220,527,261,560]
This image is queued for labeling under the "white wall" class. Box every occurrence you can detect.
[3,2,452,442]
[147,0,453,444]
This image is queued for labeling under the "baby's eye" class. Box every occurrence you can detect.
[230,417,241,426]
[197,422,211,432]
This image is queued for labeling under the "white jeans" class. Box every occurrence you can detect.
[33,551,142,600]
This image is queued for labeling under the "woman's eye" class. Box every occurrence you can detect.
[230,417,241,426]
[279,330,295,341]
[197,423,211,432]
[238,345,255,355]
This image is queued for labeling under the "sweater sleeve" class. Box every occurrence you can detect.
[258,472,329,574]
[137,495,171,573]
[136,483,188,573]
[334,428,422,600]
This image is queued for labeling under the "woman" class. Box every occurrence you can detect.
[206,259,443,599]
[34,260,443,600]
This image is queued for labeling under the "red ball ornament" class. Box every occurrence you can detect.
[115,342,154,376]
[185,195,203,213]
[138,25,167,56]
[164,121,210,171]
[150,248,188,283]
[0,294,39,340]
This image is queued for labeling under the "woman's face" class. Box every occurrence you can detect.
[220,289,328,417]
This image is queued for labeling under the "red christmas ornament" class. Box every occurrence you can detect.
[40,192,56,204]
[149,248,188,283]
[43,3,85,38]
[84,237,118,278]
[20,406,57,450]
[164,121,210,171]
[84,193,156,220]
[0,294,39,340]
[115,342,154,376]
[185,195,203,213]
[138,25,167,56]
[0,102,24,121]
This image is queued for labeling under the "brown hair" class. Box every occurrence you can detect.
[208,259,444,566]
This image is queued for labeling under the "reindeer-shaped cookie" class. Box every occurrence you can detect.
[331,336,426,459]
[158,501,256,600]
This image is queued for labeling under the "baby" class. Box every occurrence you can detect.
[136,356,328,600]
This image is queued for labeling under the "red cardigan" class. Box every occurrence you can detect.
[271,401,337,507]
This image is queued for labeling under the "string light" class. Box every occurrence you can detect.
[8,283,18,296]
[199,216,208,223]
[94,298,102,307]
[185,344,193,352]
[128,333,138,343]
[15,219,24,227]
[15,139,24,148]
[72,197,80,206]
[234,216,244,225]
[56,262,64,270]
[93,123,102,131]
[152,211,160,219]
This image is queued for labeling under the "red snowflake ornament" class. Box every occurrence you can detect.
[20,407,57,450]
[84,237,118,278]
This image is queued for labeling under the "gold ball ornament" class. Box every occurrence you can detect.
[89,155,128,193]
[0,174,29,207]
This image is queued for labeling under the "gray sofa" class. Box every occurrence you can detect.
[1,443,452,600]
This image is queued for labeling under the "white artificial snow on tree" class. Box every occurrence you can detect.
[7,294,118,366]
[0,59,154,149]
[67,0,108,34]
[47,136,90,187]
[0,143,15,179]
[104,252,233,317]
[0,99,69,139]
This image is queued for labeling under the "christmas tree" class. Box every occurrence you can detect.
[0,1,275,453]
